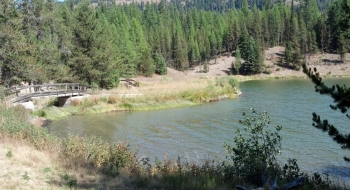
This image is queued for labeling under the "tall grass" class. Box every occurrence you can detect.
[0,105,347,189]
[0,105,135,174]
[41,77,241,120]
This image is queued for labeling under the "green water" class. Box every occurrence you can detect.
[47,78,350,183]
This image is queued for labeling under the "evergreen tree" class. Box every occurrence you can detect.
[0,0,26,85]
[232,47,242,74]
[239,27,262,74]
[171,21,188,70]
[154,53,167,75]
[270,5,282,46]
[71,0,119,88]
[303,64,350,162]
[130,18,154,76]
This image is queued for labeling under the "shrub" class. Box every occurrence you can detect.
[223,108,282,185]
[215,77,239,89]
[228,78,239,89]
[99,96,108,103]
[107,95,117,104]
[263,69,272,74]
[33,110,47,117]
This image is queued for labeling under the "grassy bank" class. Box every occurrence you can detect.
[236,73,350,82]
[1,105,347,189]
[37,77,241,120]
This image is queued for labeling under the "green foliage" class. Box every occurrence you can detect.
[154,54,167,75]
[43,167,51,173]
[6,150,13,158]
[215,77,237,89]
[228,78,239,89]
[22,172,30,181]
[33,110,47,117]
[238,28,263,75]
[223,108,282,184]
[46,98,59,107]
[232,48,242,75]
[282,158,304,181]
[0,0,347,88]
[67,179,78,188]
[303,64,350,162]
[203,60,209,73]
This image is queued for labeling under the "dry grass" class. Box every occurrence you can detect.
[0,105,347,189]
[0,138,61,189]
[41,77,240,119]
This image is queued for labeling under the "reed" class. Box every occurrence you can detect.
[0,105,347,189]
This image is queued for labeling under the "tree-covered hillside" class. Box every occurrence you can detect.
[0,0,349,88]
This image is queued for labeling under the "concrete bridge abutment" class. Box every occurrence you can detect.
[58,96,70,107]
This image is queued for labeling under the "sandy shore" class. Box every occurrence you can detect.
[135,47,350,85]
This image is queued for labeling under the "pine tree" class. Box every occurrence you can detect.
[303,64,350,162]
[239,27,262,75]
[232,47,242,74]
[270,5,282,46]
[242,0,250,16]
[154,53,167,75]
[71,0,120,88]
[0,0,27,85]
[129,18,154,76]
[171,21,188,70]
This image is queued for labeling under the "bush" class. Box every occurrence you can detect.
[223,108,282,185]
[33,110,47,117]
[263,69,272,74]
[228,78,239,89]
[215,77,239,89]
[107,95,117,104]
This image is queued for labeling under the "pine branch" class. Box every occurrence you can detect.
[303,64,350,162]
[312,113,350,150]
[302,64,350,113]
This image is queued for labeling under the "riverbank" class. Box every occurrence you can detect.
[2,105,348,189]
[36,76,241,121]
[31,47,350,121]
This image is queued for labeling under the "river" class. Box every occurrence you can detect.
[46,78,350,183]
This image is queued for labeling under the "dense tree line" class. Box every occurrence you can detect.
[0,0,349,88]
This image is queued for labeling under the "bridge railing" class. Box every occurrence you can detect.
[2,83,95,103]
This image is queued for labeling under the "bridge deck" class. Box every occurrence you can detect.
[3,83,94,103]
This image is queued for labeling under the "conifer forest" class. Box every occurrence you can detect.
[0,0,349,88]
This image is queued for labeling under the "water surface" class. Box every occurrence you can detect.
[47,78,350,183]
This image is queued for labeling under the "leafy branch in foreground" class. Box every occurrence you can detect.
[223,108,282,185]
[303,64,350,162]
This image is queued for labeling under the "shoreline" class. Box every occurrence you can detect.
[34,76,241,123]
[32,71,350,125]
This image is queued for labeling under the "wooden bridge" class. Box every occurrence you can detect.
[3,83,94,103]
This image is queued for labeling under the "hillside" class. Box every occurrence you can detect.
[135,47,350,85]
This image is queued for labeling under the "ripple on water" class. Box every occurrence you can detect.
[47,78,350,186]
